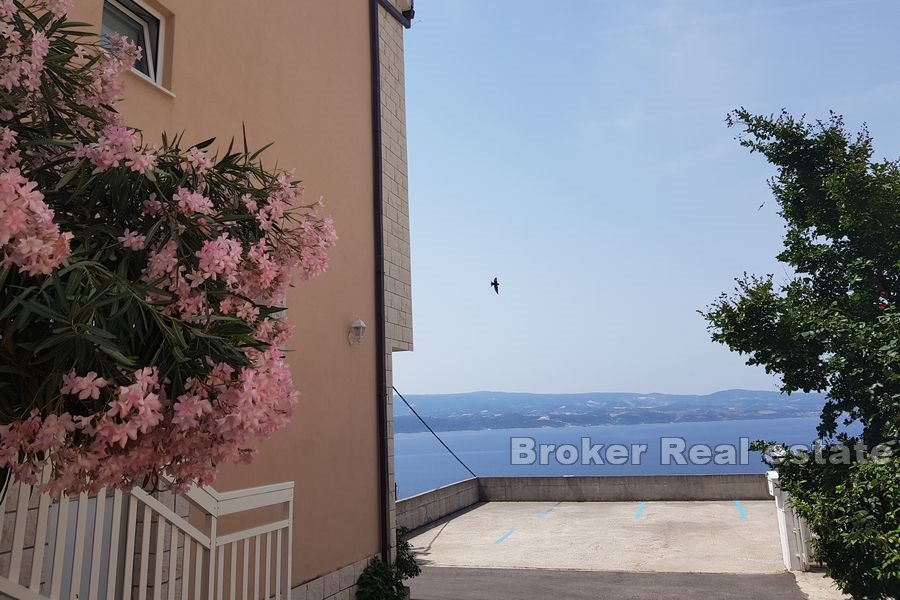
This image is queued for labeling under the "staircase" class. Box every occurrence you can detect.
[0,469,293,599]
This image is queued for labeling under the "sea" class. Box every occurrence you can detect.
[394,416,823,498]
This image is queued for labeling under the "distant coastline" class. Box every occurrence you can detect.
[394,416,824,498]
[393,389,825,434]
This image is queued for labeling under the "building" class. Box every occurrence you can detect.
[66,0,415,597]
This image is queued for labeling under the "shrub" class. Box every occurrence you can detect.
[394,527,422,581]
[356,558,406,600]
[0,1,335,495]
[356,529,420,600]
[705,109,900,598]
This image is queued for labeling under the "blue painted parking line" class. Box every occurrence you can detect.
[634,501,647,520]
[538,502,560,519]
[495,529,516,544]
[734,499,748,520]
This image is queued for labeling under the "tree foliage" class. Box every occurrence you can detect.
[703,109,900,598]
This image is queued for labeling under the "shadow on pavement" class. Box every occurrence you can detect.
[410,566,807,600]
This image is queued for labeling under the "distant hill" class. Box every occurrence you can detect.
[392,389,826,433]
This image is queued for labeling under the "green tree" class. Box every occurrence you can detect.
[703,109,900,599]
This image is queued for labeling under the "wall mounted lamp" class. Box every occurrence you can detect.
[348,319,367,345]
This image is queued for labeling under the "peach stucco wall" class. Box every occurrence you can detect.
[71,0,381,585]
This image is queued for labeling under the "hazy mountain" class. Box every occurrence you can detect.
[392,389,826,433]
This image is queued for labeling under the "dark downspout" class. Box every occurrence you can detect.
[378,0,413,28]
[369,0,392,565]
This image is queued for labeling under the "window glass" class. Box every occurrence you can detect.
[101,0,160,81]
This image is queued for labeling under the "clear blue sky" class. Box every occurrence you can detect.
[391,0,900,395]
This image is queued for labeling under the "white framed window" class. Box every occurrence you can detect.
[101,0,164,84]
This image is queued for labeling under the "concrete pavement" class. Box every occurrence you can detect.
[407,501,851,599]
[408,501,784,573]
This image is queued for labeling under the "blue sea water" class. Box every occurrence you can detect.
[394,417,822,498]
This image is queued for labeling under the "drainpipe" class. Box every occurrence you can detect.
[378,0,414,28]
[370,0,413,566]
[369,0,392,564]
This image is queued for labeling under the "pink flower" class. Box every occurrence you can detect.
[61,370,109,400]
[133,366,159,391]
[142,194,162,216]
[30,31,49,62]
[95,417,139,448]
[34,413,76,450]
[117,228,146,250]
[0,168,72,275]
[142,240,179,281]
[127,152,157,174]
[74,33,140,109]
[192,233,242,286]
[183,147,213,174]
[172,394,212,429]
[174,187,215,216]
[75,125,141,170]
[43,0,75,17]
[241,193,258,213]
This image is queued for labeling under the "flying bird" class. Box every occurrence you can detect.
[490,277,499,295]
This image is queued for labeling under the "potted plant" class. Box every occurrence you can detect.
[356,528,421,600]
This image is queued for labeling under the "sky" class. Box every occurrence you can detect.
[391,0,900,396]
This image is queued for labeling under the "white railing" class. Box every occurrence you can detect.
[766,470,816,571]
[0,469,293,600]
[182,483,293,600]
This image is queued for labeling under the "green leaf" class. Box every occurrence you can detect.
[53,160,85,191]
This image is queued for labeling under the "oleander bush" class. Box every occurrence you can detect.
[0,0,335,496]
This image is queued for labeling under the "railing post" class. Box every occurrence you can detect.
[767,470,811,572]
[206,511,217,600]
[285,496,293,599]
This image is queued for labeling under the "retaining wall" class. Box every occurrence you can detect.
[478,474,770,502]
[395,478,479,532]
[396,474,770,532]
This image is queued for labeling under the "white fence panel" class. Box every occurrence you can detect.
[0,471,293,600]
[766,470,816,571]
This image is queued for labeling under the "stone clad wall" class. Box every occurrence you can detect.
[380,2,413,354]
[291,555,373,600]
[478,474,771,502]
[378,0,414,567]
[396,479,480,532]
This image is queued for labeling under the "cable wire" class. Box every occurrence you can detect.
[393,386,478,479]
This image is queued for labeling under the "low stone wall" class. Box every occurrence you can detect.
[396,475,771,532]
[396,478,480,532]
[292,555,372,600]
[478,474,771,502]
